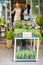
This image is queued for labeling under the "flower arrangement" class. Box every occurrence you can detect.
[30,21,38,28]
[14,20,42,39]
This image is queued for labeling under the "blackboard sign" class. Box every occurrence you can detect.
[11,0,26,3]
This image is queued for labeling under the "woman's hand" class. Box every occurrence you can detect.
[23,14,28,16]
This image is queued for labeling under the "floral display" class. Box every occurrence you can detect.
[14,19,42,39]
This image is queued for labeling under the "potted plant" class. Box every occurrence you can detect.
[24,50,30,59]
[16,51,22,59]
[36,15,43,36]
[6,27,14,48]
[1,16,6,25]
[0,16,6,37]
[21,50,25,59]
[29,50,36,59]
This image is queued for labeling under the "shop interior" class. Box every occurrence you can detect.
[0,0,43,62]
[11,0,26,23]
[0,0,42,43]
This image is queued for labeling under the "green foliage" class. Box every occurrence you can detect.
[14,19,42,40]
[14,28,22,34]
[16,20,24,23]
[36,15,43,27]
[28,29,42,40]
[22,24,29,29]
[14,28,28,34]
[15,20,25,28]
[6,27,14,39]
[16,50,36,58]
[0,21,1,24]
[29,50,36,56]
[1,16,6,24]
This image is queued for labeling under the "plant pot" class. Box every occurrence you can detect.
[16,51,21,59]
[15,34,19,36]
[30,55,35,59]
[21,55,24,59]
[6,39,12,48]
[18,33,22,36]
[1,33,5,37]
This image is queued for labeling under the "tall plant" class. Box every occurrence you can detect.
[36,15,43,37]
[6,27,14,39]
[36,15,43,28]
[1,16,6,25]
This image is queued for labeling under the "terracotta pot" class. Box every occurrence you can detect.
[6,39,12,48]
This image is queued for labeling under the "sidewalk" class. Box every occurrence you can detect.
[0,44,43,65]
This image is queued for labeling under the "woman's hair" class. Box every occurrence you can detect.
[16,2,19,4]
[24,4,30,10]
[24,4,30,15]
[27,4,30,10]
[15,2,20,8]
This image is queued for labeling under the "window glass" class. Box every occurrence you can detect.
[32,0,40,15]
[0,1,6,18]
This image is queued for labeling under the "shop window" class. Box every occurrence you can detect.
[26,0,40,19]
[32,0,40,15]
[0,2,6,18]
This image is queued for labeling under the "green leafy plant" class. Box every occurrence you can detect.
[29,50,36,56]
[16,50,36,59]
[6,27,14,39]
[36,15,43,27]
[16,20,24,23]
[36,15,43,39]
[1,16,6,24]
[28,28,42,40]
[15,20,25,28]
[14,28,28,35]
[0,18,1,24]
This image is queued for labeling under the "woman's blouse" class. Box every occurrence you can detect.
[23,8,30,20]
[12,8,21,21]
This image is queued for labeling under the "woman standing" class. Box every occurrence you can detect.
[11,2,21,22]
[21,4,30,48]
[23,4,30,21]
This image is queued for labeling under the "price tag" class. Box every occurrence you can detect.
[22,32,32,39]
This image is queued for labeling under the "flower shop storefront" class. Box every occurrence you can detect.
[0,0,42,25]
[0,0,43,62]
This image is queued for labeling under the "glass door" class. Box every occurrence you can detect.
[0,1,6,18]
[5,0,11,27]
[0,0,6,43]
[32,0,40,15]
[26,0,40,19]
